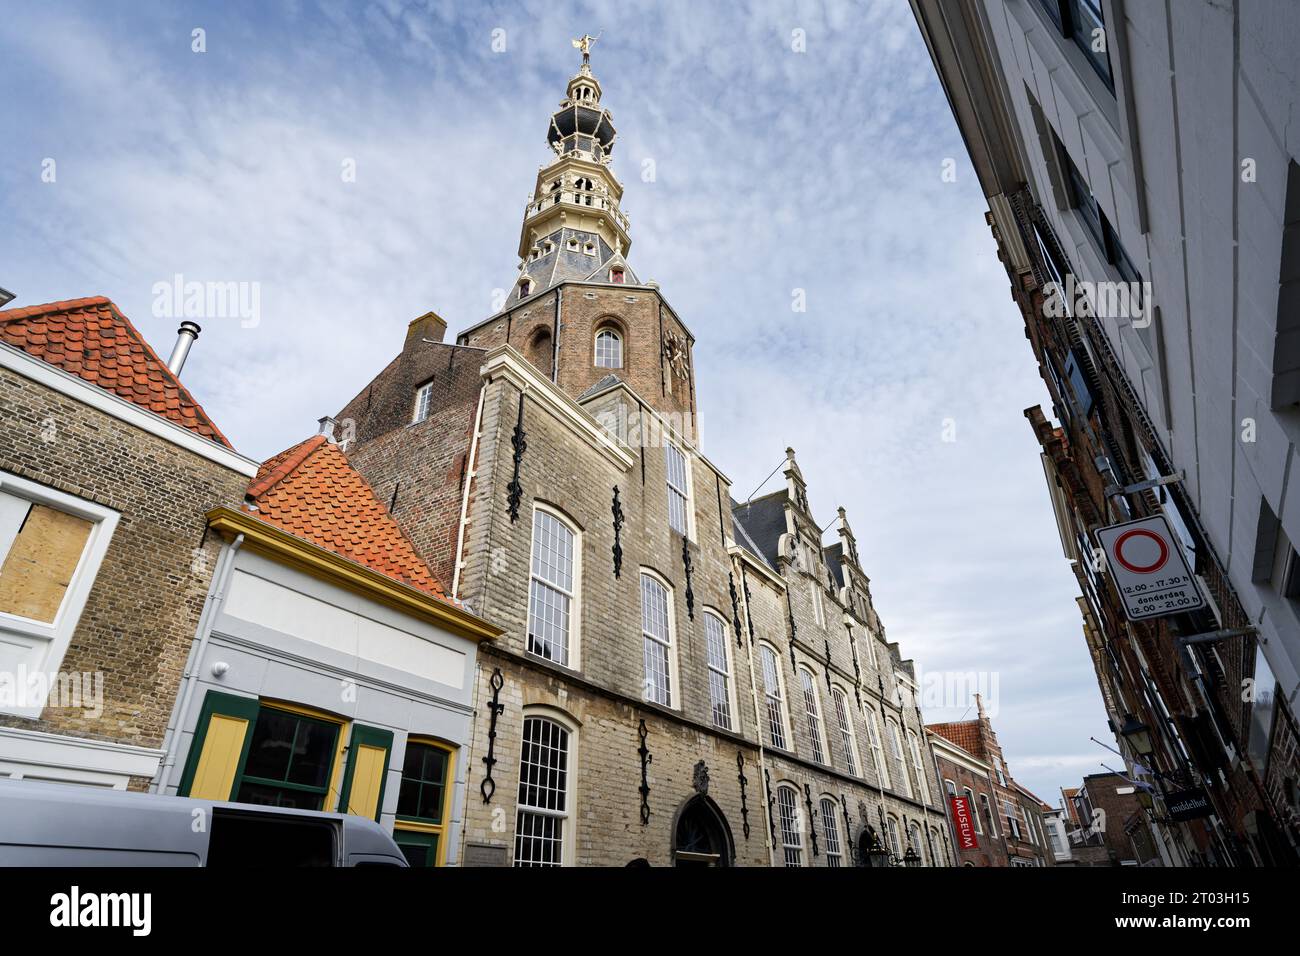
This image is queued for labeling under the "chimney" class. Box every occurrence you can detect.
[317,416,338,443]
[166,321,201,375]
[405,311,448,349]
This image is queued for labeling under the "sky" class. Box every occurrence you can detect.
[0,0,1118,807]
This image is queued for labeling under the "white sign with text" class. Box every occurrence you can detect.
[1095,515,1205,621]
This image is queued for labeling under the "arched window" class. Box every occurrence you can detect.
[979,793,998,837]
[528,507,578,666]
[594,327,622,368]
[908,822,925,865]
[798,669,825,764]
[886,718,913,798]
[907,730,928,802]
[674,795,733,866]
[963,788,982,833]
[820,797,843,867]
[776,784,803,867]
[885,815,902,859]
[831,687,859,776]
[866,707,890,788]
[514,712,575,867]
[703,611,733,730]
[758,644,789,749]
[527,327,553,378]
[944,779,958,797]
[640,571,676,707]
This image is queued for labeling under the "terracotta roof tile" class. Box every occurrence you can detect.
[245,435,449,601]
[927,720,986,760]
[0,295,231,447]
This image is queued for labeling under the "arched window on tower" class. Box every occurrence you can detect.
[527,327,553,378]
[594,327,622,369]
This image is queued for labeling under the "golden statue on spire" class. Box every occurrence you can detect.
[571,33,600,65]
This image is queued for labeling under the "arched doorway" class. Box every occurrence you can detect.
[672,795,734,867]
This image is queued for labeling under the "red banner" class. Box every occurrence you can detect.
[950,795,978,850]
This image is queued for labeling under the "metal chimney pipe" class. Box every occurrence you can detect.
[166,321,201,376]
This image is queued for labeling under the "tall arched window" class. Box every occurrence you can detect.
[703,611,733,730]
[885,815,902,859]
[866,707,890,788]
[799,669,825,764]
[758,644,789,749]
[514,713,574,867]
[528,507,578,666]
[980,794,999,837]
[907,730,928,802]
[963,788,982,833]
[776,785,803,867]
[594,327,622,368]
[820,797,843,867]
[640,571,676,707]
[831,687,859,776]
[908,822,925,865]
[886,718,913,798]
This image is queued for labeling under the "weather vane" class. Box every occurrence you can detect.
[571,32,600,65]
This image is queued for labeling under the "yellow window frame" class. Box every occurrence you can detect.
[394,736,457,866]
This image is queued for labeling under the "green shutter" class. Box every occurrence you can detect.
[177,690,260,799]
[338,725,394,822]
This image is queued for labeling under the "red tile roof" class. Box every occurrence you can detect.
[0,296,231,447]
[927,721,986,760]
[245,435,449,600]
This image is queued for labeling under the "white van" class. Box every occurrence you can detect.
[0,778,408,866]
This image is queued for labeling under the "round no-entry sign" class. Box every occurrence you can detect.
[1112,528,1169,574]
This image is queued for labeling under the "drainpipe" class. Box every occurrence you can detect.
[153,532,243,794]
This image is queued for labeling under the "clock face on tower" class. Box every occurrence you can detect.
[662,329,690,384]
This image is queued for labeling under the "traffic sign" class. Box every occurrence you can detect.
[1094,515,1205,622]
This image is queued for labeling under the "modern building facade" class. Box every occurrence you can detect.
[911,0,1300,864]
[335,46,952,867]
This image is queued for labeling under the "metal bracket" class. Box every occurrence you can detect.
[1105,471,1183,499]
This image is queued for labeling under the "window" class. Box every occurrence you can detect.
[820,798,843,867]
[394,739,454,867]
[528,508,578,666]
[799,669,826,763]
[885,815,902,859]
[866,708,889,787]
[1032,0,1113,91]
[776,785,803,866]
[594,327,622,368]
[640,572,675,707]
[811,584,825,626]
[831,688,859,775]
[518,277,533,299]
[1004,800,1023,840]
[0,476,117,717]
[514,714,572,866]
[1047,822,1065,856]
[759,644,789,749]
[908,731,928,801]
[994,757,1007,787]
[979,794,998,837]
[886,718,912,798]
[609,268,625,284]
[664,443,690,535]
[703,612,733,730]
[908,823,925,865]
[964,788,982,834]
[235,706,342,810]
[412,381,434,424]
[944,779,957,797]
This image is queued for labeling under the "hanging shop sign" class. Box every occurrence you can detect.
[1094,515,1205,622]
[950,795,978,850]
[1163,787,1213,822]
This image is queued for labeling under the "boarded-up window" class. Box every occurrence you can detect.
[0,495,93,624]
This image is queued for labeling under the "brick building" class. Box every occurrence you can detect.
[1064,772,1160,866]
[910,0,1300,865]
[0,296,255,788]
[335,45,952,867]
[928,696,1053,866]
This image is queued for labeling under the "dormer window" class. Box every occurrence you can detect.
[566,237,580,252]
[543,241,555,256]
[609,268,625,284]
[518,277,533,299]
[583,241,596,256]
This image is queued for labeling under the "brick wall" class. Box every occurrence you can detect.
[0,366,248,786]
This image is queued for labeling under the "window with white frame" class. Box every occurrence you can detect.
[964,788,982,833]
[908,822,925,865]
[866,707,889,788]
[799,668,826,763]
[513,713,573,866]
[664,442,690,535]
[885,815,902,859]
[831,687,859,775]
[528,508,578,666]
[886,718,912,798]
[0,474,118,718]
[703,611,733,730]
[944,779,957,797]
[811,584,825,626]
[908,730,928,801]
[820,797,843,867]
[412,381,434,424]
[594,327,622,369]
[1003,799,1023,840]
[759,644,789,749]
[640,572,675,707]
[980,793,999,837]
[776,785,803,867]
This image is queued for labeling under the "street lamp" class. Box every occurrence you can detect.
[1118,713,1153,758]
[902,844,921,867]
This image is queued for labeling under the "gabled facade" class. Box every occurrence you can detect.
[0,296,255,789]
[336,48,951,867]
